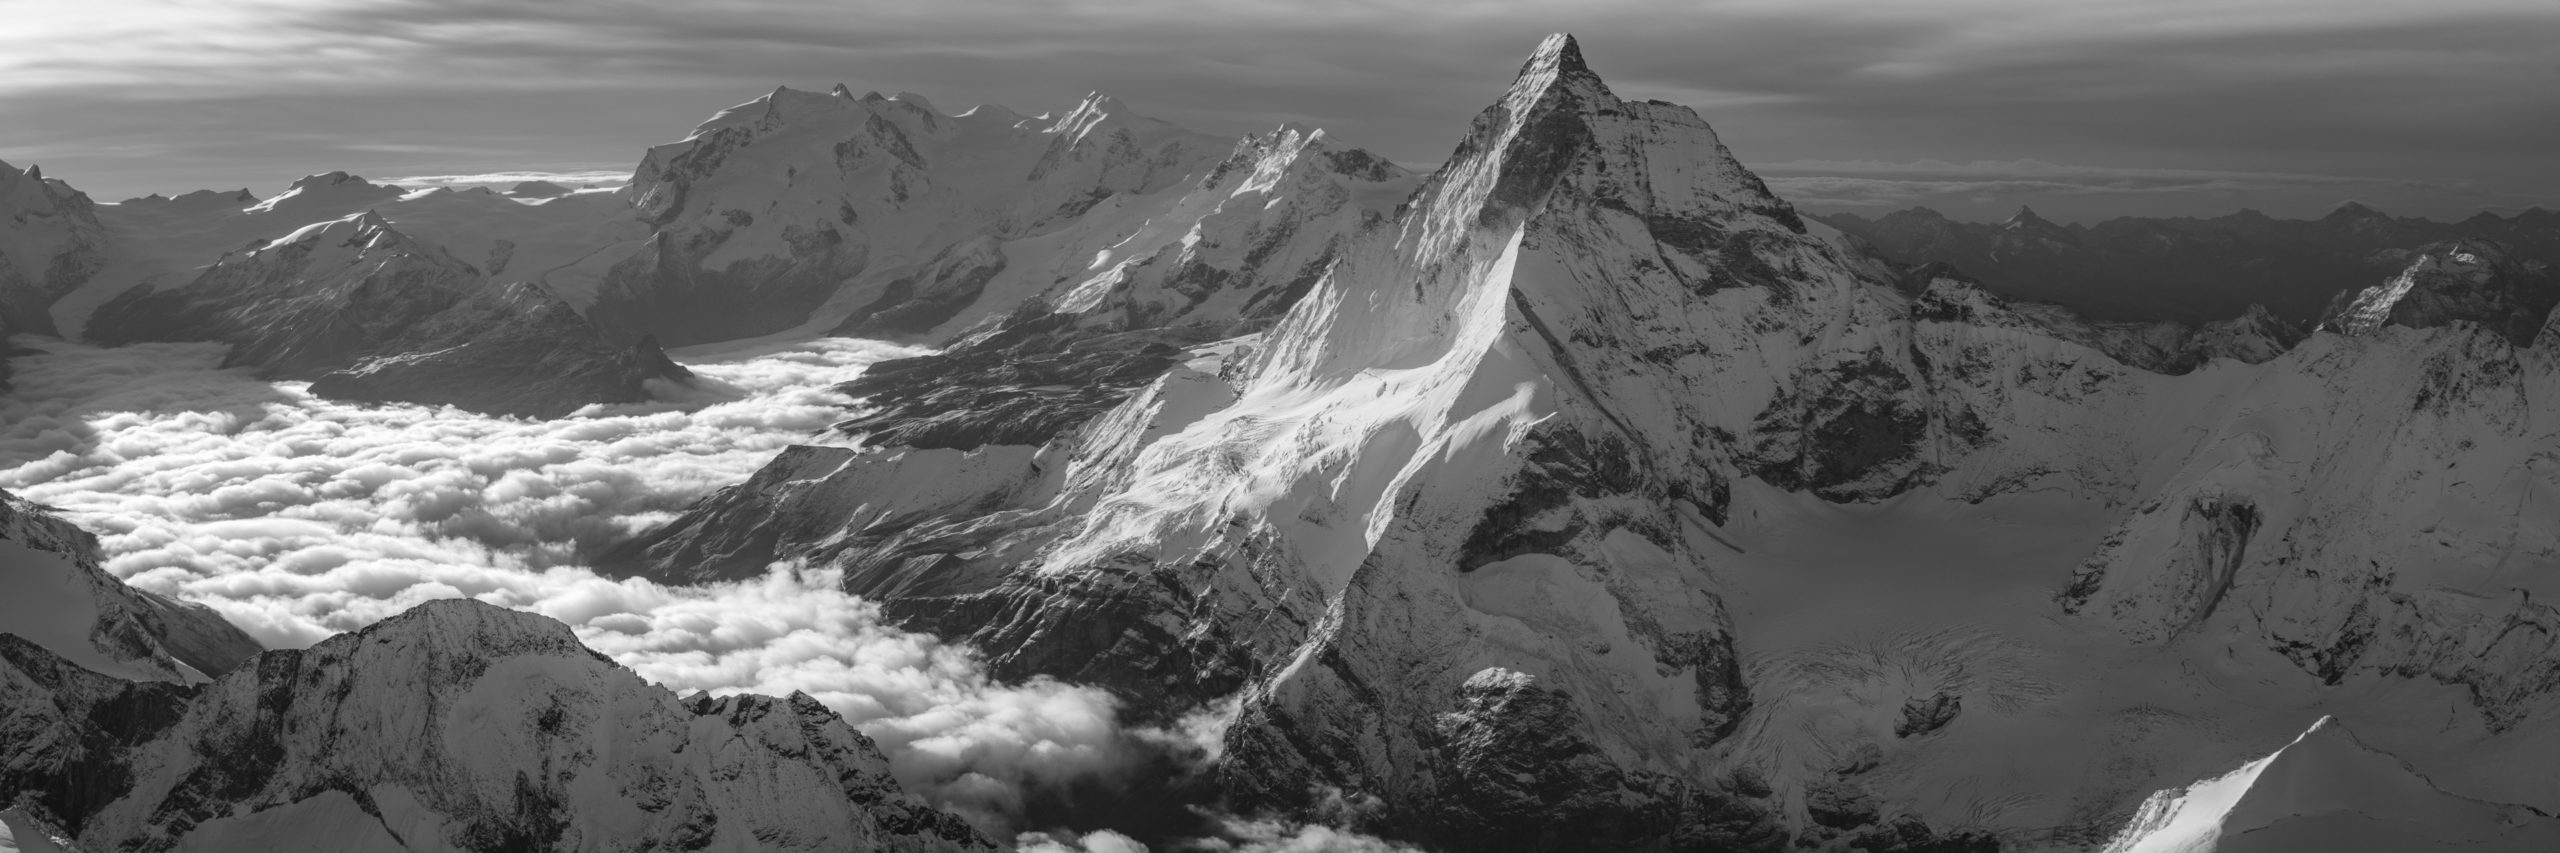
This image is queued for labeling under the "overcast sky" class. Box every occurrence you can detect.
[3,0,2554,223]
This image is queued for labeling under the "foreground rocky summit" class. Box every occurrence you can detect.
[1,493,986,852]
[612,34,2560,851]
[0,599,991,853]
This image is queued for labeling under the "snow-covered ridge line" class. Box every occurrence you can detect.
[0,597,994,852]
[0,487,260,683]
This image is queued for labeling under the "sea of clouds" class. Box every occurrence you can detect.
[0,335,1406,851]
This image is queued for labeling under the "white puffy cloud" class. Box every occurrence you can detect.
[0,335,1156,834]
[0,335,1422,845]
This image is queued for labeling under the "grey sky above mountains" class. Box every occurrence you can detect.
[5,0,2553,223]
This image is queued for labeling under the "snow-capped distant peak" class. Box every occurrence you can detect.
[1046,91,1135,142]
[248,209,416,260]
[243,171,402,215]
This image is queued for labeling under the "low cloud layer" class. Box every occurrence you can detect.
[0,336,1216,838]
[381,169,632,191]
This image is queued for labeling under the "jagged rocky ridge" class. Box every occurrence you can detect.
[609,34,2560,851]
[1824,203,2560,324]
[0,598,992,852]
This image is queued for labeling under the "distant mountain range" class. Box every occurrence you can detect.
[1820,204,2560,324]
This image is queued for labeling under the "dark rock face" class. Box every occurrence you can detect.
[832,237,1009,339]
[591,444,878,584]
[0,634,196,834]
[0,310,15,392]
[1389,668,1780,853]
[1823,204,2560,324]
[2319,238,2560,346]
[833,312,1204,450]
[1896,691,1962,738]
[583,223,862,348]
[87,213,481,378]
[88,214,687,418]
[307,282,694,418]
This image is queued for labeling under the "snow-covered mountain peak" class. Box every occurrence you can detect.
[1519,31,1590,77]
[251,208,423,260]
[2320,237,2558,345]
[0,158,107,335]
[1049,90,1132,137]
[1254,29,1807,381]
[0,158,96,221]
[243,170,403,217]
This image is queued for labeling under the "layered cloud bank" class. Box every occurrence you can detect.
[0,335,1207,837]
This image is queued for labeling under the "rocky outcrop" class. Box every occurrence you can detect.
[1,488,262,683]
[307,281,694,418]
[0,598,993,853]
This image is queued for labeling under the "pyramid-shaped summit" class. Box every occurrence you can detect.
[608,34,2130,852]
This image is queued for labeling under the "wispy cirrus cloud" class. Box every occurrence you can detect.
[1,1,2553,216]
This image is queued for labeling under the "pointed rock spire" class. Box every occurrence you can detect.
[1519,32,1589,78]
